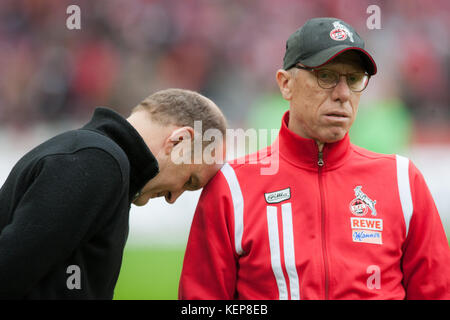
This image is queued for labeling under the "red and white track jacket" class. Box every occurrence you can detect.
[179,111,450,300]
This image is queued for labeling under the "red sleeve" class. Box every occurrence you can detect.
[178,170,238,299]
[402,162,450,299]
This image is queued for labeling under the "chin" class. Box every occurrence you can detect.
[321,129,347,143]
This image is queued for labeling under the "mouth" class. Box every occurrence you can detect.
[323,112,349,121]
[325,111,348,118]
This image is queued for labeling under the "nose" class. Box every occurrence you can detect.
[166,189,185,204]
[331,75,351,103]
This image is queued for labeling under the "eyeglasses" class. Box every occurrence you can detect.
[295,65,370,92]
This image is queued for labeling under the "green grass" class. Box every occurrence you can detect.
[113,246,185,300]
[114,238,450,300]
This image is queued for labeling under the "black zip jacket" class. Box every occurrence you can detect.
[0,107,159,299]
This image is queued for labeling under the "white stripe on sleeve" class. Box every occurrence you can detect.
[220,163,244,255]
[266,206,288,300]
[281,203,300,300]
[396,155,413,237]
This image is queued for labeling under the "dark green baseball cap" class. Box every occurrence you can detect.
[283,17,377,75]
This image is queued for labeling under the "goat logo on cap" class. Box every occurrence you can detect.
[330,21,354,43]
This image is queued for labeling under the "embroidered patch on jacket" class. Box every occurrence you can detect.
[349,186,382,244]
[264,187,291,204]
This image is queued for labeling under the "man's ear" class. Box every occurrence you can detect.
[163,126,195,155]
[276,69,293,101]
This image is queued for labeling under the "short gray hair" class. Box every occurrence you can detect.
[132,88,227,138]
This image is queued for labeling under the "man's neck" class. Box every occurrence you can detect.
[316,141,325,152]
[126,111,168,157]
[287,115,325,152]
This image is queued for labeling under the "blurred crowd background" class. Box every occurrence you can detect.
[0,0,449,134]
[0,0,449,299]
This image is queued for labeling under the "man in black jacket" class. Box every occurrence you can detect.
[0,88,227,299]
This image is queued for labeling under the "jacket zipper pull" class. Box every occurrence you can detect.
[318,151,324,167]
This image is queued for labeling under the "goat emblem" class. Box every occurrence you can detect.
[353,186,377,216]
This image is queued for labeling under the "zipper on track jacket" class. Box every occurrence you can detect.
[318,150,329,299]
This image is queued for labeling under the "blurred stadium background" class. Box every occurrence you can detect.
[0,0,449,299]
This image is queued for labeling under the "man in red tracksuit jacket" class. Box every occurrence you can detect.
[179,18,450,299]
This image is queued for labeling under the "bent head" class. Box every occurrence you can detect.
[129,88,227,205]
[133,160,224,205]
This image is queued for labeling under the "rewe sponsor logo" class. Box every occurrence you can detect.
[350,217,383,245]
[349,186,383,245]
[350,217,383,231]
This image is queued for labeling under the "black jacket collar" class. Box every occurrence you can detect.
[82,107,159,200]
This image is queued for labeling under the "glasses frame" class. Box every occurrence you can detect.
[294,65,370,93]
